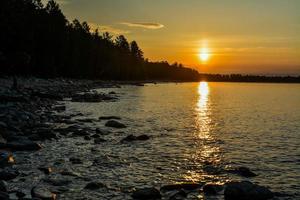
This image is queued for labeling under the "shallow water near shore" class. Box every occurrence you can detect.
[13,82,300,199]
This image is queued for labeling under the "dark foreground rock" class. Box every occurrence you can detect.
[224,181,273,200]
[121,134,150,142]
[203,183,224,195]
[132,187,161,199]
[105,120,126,128]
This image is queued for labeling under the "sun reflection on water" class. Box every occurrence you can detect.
[197,82,211,138]
[182,82,223,183]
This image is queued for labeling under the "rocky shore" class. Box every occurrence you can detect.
[0,77,281,200]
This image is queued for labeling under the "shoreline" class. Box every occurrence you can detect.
[0,77,287,199]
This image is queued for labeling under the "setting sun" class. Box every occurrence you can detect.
[199,48,211,62]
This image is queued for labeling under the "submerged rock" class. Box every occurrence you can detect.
[94,138,107,144]
[105,120,126,128]
[160,182,203,191]
[84,182,105,190]
[69,157,82,164]
[224,181,273,200]
[132,187,161,199]
[228,166,258,177]
[38,167,52,175]
[121,134,150,142]
[31,186,56,200]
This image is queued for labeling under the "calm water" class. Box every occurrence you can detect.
[14,82,300,199]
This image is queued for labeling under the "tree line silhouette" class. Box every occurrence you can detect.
[0,0,299,83]
[0,0,199,81]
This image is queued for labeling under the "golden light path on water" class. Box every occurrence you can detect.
[183,82,222,184]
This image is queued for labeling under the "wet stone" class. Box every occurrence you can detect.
[203,183,224,195]
[132,187,161,200]
[69,157,82,164]
[105,120,126,128]
[31,185,56,200]
[84,182,105,190]
[0,168,19,181]
[121,134,150,142]
[160,183,204,191]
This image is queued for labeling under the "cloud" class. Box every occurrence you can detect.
[89,23,130,35]
[121,22,164,30]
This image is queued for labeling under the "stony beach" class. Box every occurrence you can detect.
[0,77,285,200]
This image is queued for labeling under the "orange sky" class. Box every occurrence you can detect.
[50,0,300,75]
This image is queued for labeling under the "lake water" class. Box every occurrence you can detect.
[14,82,300,199]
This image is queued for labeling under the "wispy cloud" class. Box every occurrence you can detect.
[121,22,164,30]
[89,23,130,35]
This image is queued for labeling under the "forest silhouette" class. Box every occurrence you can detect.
[1,0,299,83]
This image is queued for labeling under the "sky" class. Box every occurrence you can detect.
[48,0,300,75]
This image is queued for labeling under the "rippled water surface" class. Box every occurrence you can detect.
[14,82,300,199]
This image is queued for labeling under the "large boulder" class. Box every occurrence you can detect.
[224,181,273,200]
[132,187,161,199]
[105,120,126,128]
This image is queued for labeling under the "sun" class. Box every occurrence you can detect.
[199,48,210,62]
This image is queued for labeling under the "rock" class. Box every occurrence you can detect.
[45,178,72,186]
[160,183,203,191]
[31,186,56,200]
[0,169,19,181]
[0,151,15,167]
[105,120,126,128]
[0,191,9,200]
[38,167,52,175]
[121,134,150,142]
[203,183,223,195]
[99,116,121,120]
[0,181,7,192]
[235,167,257,177]
[69,157,82,164]
[84,136,91,140]
[169,190,187,200]
[77,118,96,123]
[52,105,66,112]
[132,187,161,199]
[94,138,106,144]
[95,128,103,134]
[224,181,274,200]
[84,182,105,190]
[0,140,42,151]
